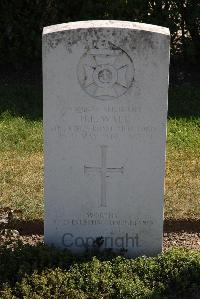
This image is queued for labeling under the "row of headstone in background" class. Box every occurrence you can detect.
[43,20,170,257]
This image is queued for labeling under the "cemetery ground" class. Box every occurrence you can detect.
[0,83,199,298]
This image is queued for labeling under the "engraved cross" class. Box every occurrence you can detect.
[84,145,124,207]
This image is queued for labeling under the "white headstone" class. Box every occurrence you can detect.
[43,20,170,256]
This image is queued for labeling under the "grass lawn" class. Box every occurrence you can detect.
[0,85,199,220]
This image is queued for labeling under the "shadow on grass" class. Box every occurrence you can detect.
[168,86,200,119]
[0,84,199,120]
[0,85,42,120]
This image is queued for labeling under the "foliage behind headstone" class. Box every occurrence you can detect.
[0,0,199,68]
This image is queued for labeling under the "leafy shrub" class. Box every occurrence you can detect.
[0,244,199,298]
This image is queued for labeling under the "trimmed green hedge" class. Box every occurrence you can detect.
[0,243,199,298]
[0,0,199,68]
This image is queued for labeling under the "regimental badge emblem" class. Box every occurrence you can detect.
[77,46,134,100]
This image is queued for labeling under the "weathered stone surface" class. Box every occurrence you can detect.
[43,20,170,256]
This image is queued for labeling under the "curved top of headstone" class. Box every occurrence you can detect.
[43,20,169,36]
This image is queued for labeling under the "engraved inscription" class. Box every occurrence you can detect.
[64,218,154,227]
[51,101,158,141]
[84,145,124,207]
[77,47,134,100]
